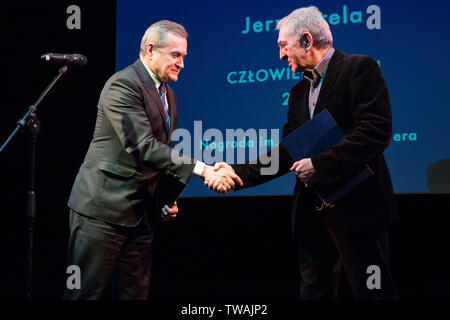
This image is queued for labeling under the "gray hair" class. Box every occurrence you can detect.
[277,6,332,49]
[139,20,188,56]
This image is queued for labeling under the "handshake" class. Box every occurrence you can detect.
[201,162,243,193]
[199,158,315,193]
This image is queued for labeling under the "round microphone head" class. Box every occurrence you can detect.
[73,54,88,66]
[40,53,52,62]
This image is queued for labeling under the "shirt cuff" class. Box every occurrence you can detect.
[192,161,206,178]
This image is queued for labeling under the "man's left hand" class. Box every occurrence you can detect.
[290,158,315,185]
[161,201,179,222]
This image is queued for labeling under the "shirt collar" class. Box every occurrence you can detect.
[140,57,162,88]
[315,47,335,77]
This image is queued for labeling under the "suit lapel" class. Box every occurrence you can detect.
[132,59,170,135]
[313,49,345,116]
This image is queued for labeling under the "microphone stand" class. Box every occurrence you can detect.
[0,64,68,299]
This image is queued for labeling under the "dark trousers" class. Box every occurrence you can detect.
[295,209,398,300]
[63,210,154,300]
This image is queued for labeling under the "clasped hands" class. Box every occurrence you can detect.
[200,158,314,192]
[202,163,243,193]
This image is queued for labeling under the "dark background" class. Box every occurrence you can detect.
[0,1,449,300]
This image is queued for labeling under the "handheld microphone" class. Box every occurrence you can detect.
[40,53,87,66]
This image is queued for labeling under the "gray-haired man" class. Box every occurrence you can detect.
[213,6,398,299]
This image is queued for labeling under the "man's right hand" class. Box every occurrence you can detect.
[201,164,243,193]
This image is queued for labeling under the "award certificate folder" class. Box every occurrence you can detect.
[157,173,187,208]
[280,110,373,209]
[149,173,187,227]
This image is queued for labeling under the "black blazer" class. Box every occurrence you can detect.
[68,59,195,227]
[234,49,398,232]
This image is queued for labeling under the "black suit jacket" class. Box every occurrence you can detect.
[234,49,398,232]
[68,59,195,227]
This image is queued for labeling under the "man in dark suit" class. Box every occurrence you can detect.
[211,7,398,299]
[64,20,242,300]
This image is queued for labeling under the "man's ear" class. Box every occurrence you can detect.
[300,32,313,51]
[146,44,154,56]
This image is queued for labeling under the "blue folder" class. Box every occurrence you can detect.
[281,110,373,209]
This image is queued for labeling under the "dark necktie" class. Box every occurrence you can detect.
[312,69,322,88]
[158,83,170,130]
[303,70,322,89]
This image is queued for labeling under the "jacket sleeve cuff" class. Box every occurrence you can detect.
[192,161,205,177]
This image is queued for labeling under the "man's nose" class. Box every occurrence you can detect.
[279,49,287,61]
[176,57,184,69]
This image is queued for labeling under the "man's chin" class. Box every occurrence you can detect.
[288,65,298,73]
[167,75,179,82]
